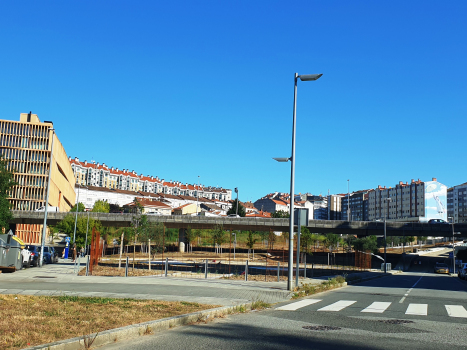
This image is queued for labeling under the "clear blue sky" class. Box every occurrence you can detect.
[1,1,466,203]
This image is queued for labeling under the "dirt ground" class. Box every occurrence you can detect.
[0,294,216,350]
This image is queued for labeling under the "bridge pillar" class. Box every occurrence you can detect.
[178,228,186,253]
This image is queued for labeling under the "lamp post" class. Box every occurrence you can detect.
[273,72,323,291]
[383,197,392,273]
[72,184,81,244]
[196,175,200,216]
[347,179,350,221]
[40,128,55,267]
[448,216,455,274]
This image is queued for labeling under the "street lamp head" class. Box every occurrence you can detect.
[273,157,290,162]
[298,74,323,81]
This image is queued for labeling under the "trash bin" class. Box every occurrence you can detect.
[0,237,7,268]
[0,234,25,271]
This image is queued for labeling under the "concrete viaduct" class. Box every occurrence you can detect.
[10,211,467,238]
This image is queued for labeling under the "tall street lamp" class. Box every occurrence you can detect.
[347,179,350,221]
[273,72,323,291]
[73,184,81,244]
[40,128,55,267]
[384,197,392,273]
[196,175,200,216]
[448,216,455,274]
[235,187,239,216]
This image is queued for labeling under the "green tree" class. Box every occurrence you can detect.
[92,200,110,213]
[352,235,380,254]
[70,202,85,212]
[324,233,340,252]
[55,214,102,248]
[300,226,313,253]
[271,210,290,218]
[0,155,17,232]
[211,225,226,246]
[227,199,246,217]
[185,226,199,245]
[246,231,258,250]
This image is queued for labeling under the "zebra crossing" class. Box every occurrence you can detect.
[276,299,467,318]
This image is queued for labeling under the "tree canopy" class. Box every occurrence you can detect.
[55,214,102,248]
[92,200,110,213]
[227,199,246,217]
[70,202,85,212]
[271,210,290,218]
[0,155,17,232]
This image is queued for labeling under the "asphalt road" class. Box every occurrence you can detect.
[99,271,467,350]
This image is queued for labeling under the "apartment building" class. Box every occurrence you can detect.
[341,190,370,221]
[70,157,231,202]
[327,194,343,220]
[0,113,76,243]
[367,178,447,221]
[447,182,467,223]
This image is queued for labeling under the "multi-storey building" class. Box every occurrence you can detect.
[69,157,231,201]
[447,182,467,223]
[367,178,447,221]
[0,113,76,243]
[341,190,370,221]
[327,194,343,220]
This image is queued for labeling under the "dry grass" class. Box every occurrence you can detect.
[0,294,217,350]
[78,265,161,277]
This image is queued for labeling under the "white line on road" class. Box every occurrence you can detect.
[445,305,467,318]
[276,299,322,311]
[361,302,392,313]
[399,276,423,303]
[318,300,356,312]
[406,303,428,316]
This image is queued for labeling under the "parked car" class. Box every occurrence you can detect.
[41,246,58,263]
[25,245,43,267]
[458,263,467,280]
[434,262,450,274]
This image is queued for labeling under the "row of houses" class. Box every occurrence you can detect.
[70,157,232,202]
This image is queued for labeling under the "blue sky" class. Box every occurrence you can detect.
[1,1,466,203]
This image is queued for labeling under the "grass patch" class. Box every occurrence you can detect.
[292,276,346,299]
[0,295,218,350]
[251,299,271,310]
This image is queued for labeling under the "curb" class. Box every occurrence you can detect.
[24,303,253,350]
[346,271,401,285]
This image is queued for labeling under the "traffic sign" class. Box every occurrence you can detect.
[65,237,71,243]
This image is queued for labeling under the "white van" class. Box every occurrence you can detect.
[35,206,59,212]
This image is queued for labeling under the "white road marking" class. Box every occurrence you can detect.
[361,302,392,313]
[445,305,467,318]
[276,299,322,311]
[318,300,356,312]
[399,276,423,303]
[405,303,428,316]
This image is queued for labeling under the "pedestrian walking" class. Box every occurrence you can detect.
[72,244,77,262]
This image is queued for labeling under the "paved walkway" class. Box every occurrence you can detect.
[0,259,292,305]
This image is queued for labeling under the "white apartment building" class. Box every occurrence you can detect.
[69,157,232,201]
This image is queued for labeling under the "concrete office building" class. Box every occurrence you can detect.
[447,182,467,223]
[367,178,447,222]
[0,113,76,243]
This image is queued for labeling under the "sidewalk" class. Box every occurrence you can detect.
[0,259,292,305]
[0,259,394,306]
